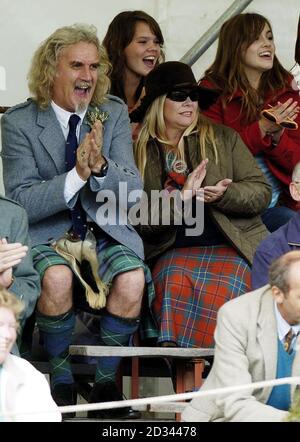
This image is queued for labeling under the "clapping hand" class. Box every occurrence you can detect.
[88,120,106,173]
[260,98,300,142]
[203,178,232,203]
[181,159,208,201]
[0,238,28,288]
[76,120,106,179]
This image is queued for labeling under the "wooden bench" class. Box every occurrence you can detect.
[69,345,214,400]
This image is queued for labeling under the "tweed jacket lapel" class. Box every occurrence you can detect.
[37,105,66,174]
[257,292,278,399]
[257,291,300,400]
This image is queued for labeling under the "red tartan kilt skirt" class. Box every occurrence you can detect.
[152,245,251,348]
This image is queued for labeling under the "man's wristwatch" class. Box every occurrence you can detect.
[91,161,108,177]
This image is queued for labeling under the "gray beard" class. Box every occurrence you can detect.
[75,101,89,113]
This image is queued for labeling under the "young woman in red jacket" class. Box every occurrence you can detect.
[200,13,300,231]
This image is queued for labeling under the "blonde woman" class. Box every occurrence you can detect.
[0,288,61,421]
[131,61,271,348]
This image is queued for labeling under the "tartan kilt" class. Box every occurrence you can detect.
[32,238,158,340]
[152,245,251,348]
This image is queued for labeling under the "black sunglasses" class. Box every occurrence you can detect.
[166,89,199,102]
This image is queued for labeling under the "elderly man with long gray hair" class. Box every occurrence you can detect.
[1,23,156,419]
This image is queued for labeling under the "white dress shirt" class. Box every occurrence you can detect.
[274,301,300,351]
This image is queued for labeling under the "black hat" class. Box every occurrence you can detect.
[130,61,219,123]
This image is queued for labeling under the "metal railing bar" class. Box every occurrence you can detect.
[180,0,253,66]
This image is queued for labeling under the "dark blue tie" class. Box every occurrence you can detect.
[65,114,87,240]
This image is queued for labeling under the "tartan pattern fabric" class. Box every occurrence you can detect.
[95,313,140,384]
[152,245,251,348]
[32,244,70,279]
[32,240,158,339]
[36,310,75,388]
[96,237,158,339]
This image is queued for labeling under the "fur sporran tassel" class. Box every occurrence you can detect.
[52,229,109,309]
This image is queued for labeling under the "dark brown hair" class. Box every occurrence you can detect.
[103,10,164,104]
[203,13,291,123]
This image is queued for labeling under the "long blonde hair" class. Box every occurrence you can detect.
[28,24,111,109]
[134,95,218,179]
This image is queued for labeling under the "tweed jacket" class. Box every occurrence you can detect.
[182,286,300,422]
[1,95,144,258]
[0,195,40,323]
[139,123,271,264]
[1,353,61,421]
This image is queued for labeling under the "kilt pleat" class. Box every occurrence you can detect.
[96,237,158,338]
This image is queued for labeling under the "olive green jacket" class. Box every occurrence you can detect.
[138,123,271,265]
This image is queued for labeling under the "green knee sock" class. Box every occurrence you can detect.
[36,310,75,388]
[95,311,140,385]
